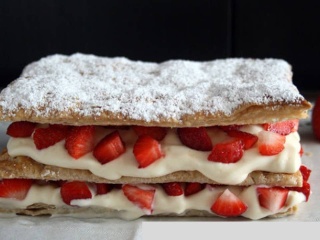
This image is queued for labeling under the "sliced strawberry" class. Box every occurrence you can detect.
[133,135,164,168]
[256,187,288,212]
[49,124,71,132]
[132,126,167,141]
[257,130,286,156]
[301,181,311,201]
[312,96,320,141]
[177,127,212,151]
[184,182,205,196]
[210,189,247,217]
[218,125,243,132]
[96,183,111,195]
[162,182,184,196]
[292,119,300,132]
[299,145,304,157]
[207,138,244,163]
[263,119,299,136]
[93,131,125,164]
[65,126,95,159]
[6,121,37,138]
[33,124,69,150]
[226,130,258,150]
[0,179,33,200]
[299,165,312,181]
[287,180,311,201]
[122,184,155,214]
[60,181,92,205]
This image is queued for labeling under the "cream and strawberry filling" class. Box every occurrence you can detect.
[1,119,311,220]
[0,179,309,220]
[6,121,302,185]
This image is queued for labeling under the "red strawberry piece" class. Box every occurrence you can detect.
[184,182,205,196]
[162,182,184,196]
[257,130,286,156]
[96,183,111,195]
[93,131,126,164]
[256,187,288,212]
[218,125,243,132]
[299,165,311,181]
[133,135,164,168]
[177,127,212,151]
[207,138,244,163]
[226,130,258,150]
[48,124,72,140]
[0,179,33,200]
[301,181,311,201]
[6,121,37,138]
[33,124,69,150]
[60,181,92,205]
[263,119,299,136]
[132,126,168,141]
[49,124,71,132]
[65,126,95,159]
[287,180,311,201]
[299,145,304,157]
[291,119,299,132]
[210,189,248,217]
[312,96,320,141]
[122,184,155,214]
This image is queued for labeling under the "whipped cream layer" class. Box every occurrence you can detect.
[0,183,306,220]
[7,125,301,185]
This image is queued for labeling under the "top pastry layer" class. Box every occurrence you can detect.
[0,53,311,127]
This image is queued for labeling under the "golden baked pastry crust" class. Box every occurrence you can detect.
[0,150,303,187]
[0,204,297,219]
[0,100,312,127]
[0,54,312,127]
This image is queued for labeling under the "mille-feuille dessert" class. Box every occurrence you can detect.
[0,53,312,220]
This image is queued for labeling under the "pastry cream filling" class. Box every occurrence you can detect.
[0,183,306,220]
[7,125,301,185]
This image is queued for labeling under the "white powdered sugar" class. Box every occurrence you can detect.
[0,53,304,122]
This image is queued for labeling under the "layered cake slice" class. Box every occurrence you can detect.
[0,53,312,219]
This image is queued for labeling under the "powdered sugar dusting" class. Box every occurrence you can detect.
[0,53,305,122]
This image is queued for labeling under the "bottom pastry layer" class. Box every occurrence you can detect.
[0,179,309,220]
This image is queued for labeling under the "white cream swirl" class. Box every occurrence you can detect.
[7,125,301,185]
[0,183,306,220]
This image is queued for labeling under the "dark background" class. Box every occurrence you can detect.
[0,0,319,91]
